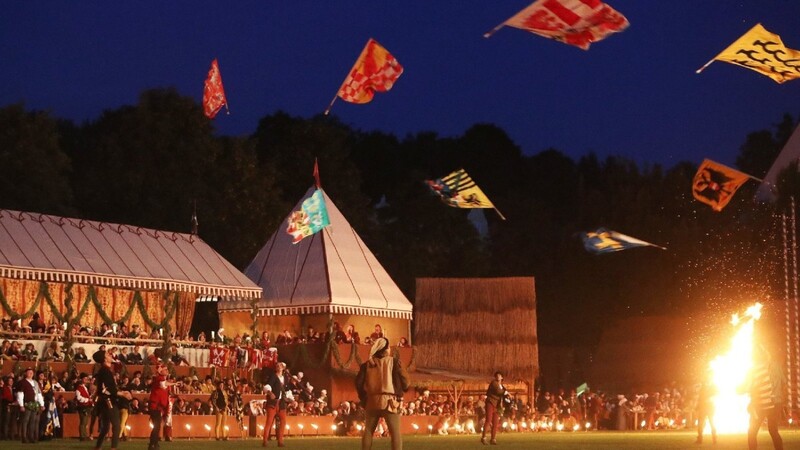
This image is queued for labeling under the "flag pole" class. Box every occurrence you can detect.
[493,206,507,221]
[324,95,338,116]
[325,38,373,116]
[695,57,717,74]
[483,21,506,38]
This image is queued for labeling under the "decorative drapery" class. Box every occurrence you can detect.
[0,277,195,334]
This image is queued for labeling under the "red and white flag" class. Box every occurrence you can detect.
[203,58,228,119]
[325,39,403,114]
[495,0,629,50]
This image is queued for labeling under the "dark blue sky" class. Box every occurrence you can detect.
[4,1,800,168]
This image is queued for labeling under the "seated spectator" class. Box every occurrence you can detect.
[49,374,64,392]
[304,326,320,343]
[73,346,89,362]
[332,322,346,343]
[190,398,209,415]
[42,340,63,361]
[127,345,144,365]
[343,325,360,344]
[367,324,383,344]
[169,345,190,366]
[21,342,38,361]
[128,324,143,339]
[28,312,46,333]
[259,331,270,349]
[275,330,293,345]
[398,337,411,348]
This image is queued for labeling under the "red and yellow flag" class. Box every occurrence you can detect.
[708,23,800,84]
[333,39,403,107]
[500,0,629,50]
[203,59,228,119]
[692,159,751,212]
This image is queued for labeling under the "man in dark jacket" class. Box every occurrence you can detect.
[355,337,409,450]
[481,371,508,445]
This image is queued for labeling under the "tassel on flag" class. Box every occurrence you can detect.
[692,159,759,212]
[484,0,629,50]
[581,228,666,254]
[325,39,403,115]
[203,59,229,119]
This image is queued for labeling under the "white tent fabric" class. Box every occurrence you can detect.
[0,209,261,299]
[220,188,412,319]
[756,123,800,202]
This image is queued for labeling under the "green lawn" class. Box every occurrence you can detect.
[8,430,800,450]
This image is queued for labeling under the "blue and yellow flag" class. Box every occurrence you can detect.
[581,228,665,254]
[286,189,330,244]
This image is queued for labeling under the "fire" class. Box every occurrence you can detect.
[709,302,761,433]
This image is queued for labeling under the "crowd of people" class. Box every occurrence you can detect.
[0,317,409,369]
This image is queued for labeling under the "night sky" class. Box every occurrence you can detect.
[4,1,800,167]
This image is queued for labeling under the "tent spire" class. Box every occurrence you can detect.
[313,158,321,189]
[191,200,199,235]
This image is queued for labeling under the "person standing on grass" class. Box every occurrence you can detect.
[481,371,509,445]
[745,344,784,450]
[356,337,410,450]
[148,363,173,450]
[210,380,229,441]
[695,377,717,445]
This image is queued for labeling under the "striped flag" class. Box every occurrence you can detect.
[325,38,403,115]
[490,0,629,49]
[203,59,228,119]
[426,169,496,209]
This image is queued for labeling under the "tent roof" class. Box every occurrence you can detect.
[220,187,412,319]
[0,209,261,299]
[756,123,800,202]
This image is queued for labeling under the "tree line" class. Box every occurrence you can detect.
[1,88,797,348]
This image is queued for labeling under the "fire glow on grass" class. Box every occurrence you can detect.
[709,303,762,434]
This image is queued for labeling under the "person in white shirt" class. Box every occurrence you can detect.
[15,367,44,443]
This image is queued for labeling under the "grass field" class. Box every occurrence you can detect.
[5,430,800,450]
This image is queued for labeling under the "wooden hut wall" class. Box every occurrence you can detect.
[414,277,539,389]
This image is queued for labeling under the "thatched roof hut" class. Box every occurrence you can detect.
[414,277,538,391]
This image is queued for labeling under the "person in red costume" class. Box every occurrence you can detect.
[148,364,174,450]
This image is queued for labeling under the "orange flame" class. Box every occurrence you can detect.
[709,303,761,433]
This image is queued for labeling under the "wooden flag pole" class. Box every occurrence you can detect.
[493,206,507,221]
[483,21,506,38]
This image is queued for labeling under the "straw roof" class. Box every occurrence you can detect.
[414,277,538,389]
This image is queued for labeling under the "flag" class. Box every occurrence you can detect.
[709,23,800,83]
[203,59,228,118]
[426,169,495,209]
[581,228,665,254]
[692,159,751,211]
[336,39,403,105]
[576,382,589,396]
[500,0,629,50]
[286,189,330,244]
